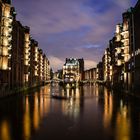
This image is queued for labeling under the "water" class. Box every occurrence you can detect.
[0,83,140,140]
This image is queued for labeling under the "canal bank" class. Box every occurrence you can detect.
[0,82,50,99]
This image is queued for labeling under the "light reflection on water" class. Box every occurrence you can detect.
[0,83,140,139]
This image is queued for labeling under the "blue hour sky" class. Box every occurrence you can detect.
[13,0,137,71]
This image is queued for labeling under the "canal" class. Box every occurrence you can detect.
[0,84,140,140]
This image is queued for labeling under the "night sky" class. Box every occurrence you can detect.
[12,0,137,71]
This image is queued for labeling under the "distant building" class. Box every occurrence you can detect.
[102,48,112,85]
[63,58,84,82]
[96,62,103,81]
[29,39,39,86]
[78,58,84,80]
[84,68,96,82]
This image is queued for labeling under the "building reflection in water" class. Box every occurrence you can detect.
[33,85,51,131]
[40,89,44,119]
[43,85,51,116]
[101,86,131,140]
[103,88,113,129]
[0,120,11,140]
[0,84,139,139]
[61,86,83,120]
[33,93,40,130]
[23,96,31,140]
[23,84,52,140]
[115,100,131,140]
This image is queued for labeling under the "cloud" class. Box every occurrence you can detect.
[84,59,97,70]
[48,56,64,71]
[48,55,97,72]
[13,0,137,71]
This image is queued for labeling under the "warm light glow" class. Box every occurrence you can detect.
[123,32,129,39]
[25,34,29,42]
[116,35,121,41]
[23,97,31,140]
[35,70,38,76]
[116,48,121,54]
[124,48,129,54]
[115,102,130,140]
[117,60,122,66]
[103,89,113,128]
[25,49,29,54]
[3,37,8,46]
[3,47,8,56]
[25,74,29,82]
[25,54,29,60]
[0,120,11,140]
[25,43,29,48]
[123,22,128,31]
[4,19,9,27]
[0,3,12,71]
[33,94,40,130]
[124,54,130,62]
[24,32,30,66]
[24,60,29,66]
[0,57,8,70]
[4,7,10,18]
[124,39,129,46]
[116,24,121,34]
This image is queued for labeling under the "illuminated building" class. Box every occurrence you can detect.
[121,9,134,91]
[109,24,124,88]
[0,0,13,87]
[63,58,84,82]
[78,58,84,80]
[46,59,50,81]
[43,54,50,83]
[24,26,30,86]
[38,49,43,85]
[29,39,39,87]
[96,62,103,82]
[11,14,25,88]
[104,8,134,90]
[0,0,51,96]
[102,48,112,86]
[84,68,96,82]
[111,8,135,91]
[29,42,50,87]
[11,11,31,88]
[38,49,50,85]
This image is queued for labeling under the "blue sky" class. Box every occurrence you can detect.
[13,0,137,71]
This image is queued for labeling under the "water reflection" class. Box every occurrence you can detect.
[115,100,131,140]
[61,87,83,119]
[23,96,31,140]
[33,93,39,130]
[103,88,113,128]
[0,84,140,139]
[0,120,11,140]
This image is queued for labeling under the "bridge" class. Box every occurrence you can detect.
[50,78,63,83]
